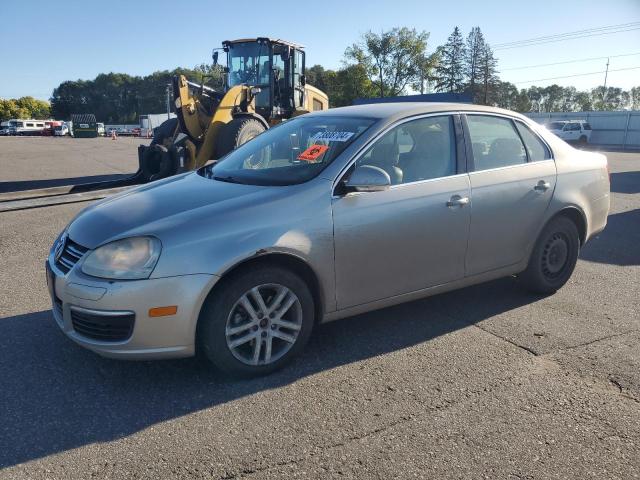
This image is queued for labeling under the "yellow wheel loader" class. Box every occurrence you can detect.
[137,37,329,182]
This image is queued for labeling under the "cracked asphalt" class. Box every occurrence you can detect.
[0,140,638,479]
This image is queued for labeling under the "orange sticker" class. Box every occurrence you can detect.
[297,144,329,162]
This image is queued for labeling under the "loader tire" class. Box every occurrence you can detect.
[140,144,175,182]
[216,118,266,159]
[151,118,179,146]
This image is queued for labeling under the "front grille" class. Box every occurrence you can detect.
[55,237,89,274]
[71,309,135,342]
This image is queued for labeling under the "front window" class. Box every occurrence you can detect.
[227,41,270,87]
[354,115,457,185]
[201,116,375,186]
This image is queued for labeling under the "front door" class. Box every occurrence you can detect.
[464,114,557,275]
[332,115,471,309]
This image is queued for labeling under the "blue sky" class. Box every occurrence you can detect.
[1,0,639,100]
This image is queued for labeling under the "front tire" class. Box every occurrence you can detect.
[520,216,580,294]
[197,265,314,377]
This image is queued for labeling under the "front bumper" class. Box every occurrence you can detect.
[46,254,218,359]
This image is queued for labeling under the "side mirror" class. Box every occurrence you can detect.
[345,165,391,192]
[212,51,219,65]
[300,74,306,86]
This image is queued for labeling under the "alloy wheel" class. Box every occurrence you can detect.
[225,283,303,366]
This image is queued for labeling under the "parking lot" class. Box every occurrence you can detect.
[0,138,638,479]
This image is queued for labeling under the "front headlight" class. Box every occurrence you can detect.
[81,236,161,280]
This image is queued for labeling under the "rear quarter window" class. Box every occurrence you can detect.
[515,122,551,162]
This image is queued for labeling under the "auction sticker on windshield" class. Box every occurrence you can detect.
[298,144,329,162]
[312,131,355,142]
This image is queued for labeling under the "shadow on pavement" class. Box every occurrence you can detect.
[0,174,132,194]
[580,208,640,266]
[0,277,542,468]
[609,171,640,194]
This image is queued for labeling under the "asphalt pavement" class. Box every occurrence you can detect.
[0,141,638,479]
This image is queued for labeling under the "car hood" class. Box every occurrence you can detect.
[67,172,278,248]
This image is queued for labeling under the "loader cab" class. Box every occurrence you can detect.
[223,38,305,121]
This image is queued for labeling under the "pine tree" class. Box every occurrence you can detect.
[478,43,498,104]
[464,27,487,100]
[434,27,466,93]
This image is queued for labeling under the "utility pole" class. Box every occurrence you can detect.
[602,57,610,103]
[166,84,171,120]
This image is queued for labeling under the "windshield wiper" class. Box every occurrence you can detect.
[213,175,245,184]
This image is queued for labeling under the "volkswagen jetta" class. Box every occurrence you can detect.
[46,103,610,376]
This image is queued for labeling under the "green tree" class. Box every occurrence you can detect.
[305,64,374,107]
[630,86,640,110]
[591,86,624,111]
[411,51,440,94]
[478,43,498,104]
[0,97,50,121]
[434,27,466,93]
[345,27,429,97]
[464,27,487,100]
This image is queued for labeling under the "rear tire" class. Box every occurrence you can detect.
[197,265,314,377]
[519,216,580,294]
[216,117,266,158]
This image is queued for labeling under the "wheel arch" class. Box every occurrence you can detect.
[201,252,324,325]
[550,206,588,245]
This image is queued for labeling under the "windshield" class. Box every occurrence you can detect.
[227,41,270,87]
[548,122,566,130]
[201,116,375,186]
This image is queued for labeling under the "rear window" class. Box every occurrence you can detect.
[548,122,565,130]
[583,123,592,130]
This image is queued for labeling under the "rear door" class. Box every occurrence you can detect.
[463,114,556,276]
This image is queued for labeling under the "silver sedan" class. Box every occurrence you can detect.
[46,103,610,376]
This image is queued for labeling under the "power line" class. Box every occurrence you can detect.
[493,22,640,48]
[494,26,640,50]
[513,65,640,85]
[500,52,640,71]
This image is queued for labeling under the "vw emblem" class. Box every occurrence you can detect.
[54,233,67,262]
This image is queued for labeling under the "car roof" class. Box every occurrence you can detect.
[306,102,531,123]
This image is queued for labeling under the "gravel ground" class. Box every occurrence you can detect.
[0,141,638,479]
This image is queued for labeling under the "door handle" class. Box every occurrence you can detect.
[534,180,551,193]
[447,195,469,207]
